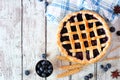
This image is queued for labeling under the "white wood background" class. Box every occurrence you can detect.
[0,0,120,80]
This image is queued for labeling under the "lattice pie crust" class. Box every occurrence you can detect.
[57,10,111,64]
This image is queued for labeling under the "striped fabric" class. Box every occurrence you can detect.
[46,0,120,24]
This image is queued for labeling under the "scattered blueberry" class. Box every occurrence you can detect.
[106,63,111,69]
[35,60,53,77]
[106,18,109,21]
[44,69,48,73]
[116,31,120,36]
[41,60,47,65]
[48,65,53,69]
[25,70,30,76]
[100,65,104,69]
[110,27,115,32]
[88,73,93,78]
[45,1,49,6]
[42,53,47,59]
[84,76,89,80]
[41,73,46,77]
[103,67,108,72]
[48,69,53,73]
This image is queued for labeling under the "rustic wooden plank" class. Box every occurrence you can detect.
[0,0,22,80]
[47,22,70,80]
[97,17,120,80]
[97,59,120,80]
[96,18,120,80]
[22,0,45,80]
[46,0,69,79]
[71,64,96,80]
[97,42,120,80]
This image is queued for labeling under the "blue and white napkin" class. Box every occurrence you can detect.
[46,0,120,59]
[46,0,120,24]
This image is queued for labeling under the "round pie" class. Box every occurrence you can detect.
[57,10,111,64]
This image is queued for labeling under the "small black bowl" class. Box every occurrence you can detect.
[35,60,53,78]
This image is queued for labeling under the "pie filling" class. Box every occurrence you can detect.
[60,13,108,60]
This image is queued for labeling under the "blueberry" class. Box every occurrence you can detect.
[100,65,104,69]
[48,65,52,69]
[84,76,89,80]
[90,31,95,37]
[42,61,50,66]
[97,29,105,35]
[45,61,50,65]
[45,1,49,6]
[103,67,108,72]
[110,27,115,32]
[106,18,109,21]
[48,69,53,73]
[88,73,93,78]
[91,40,97,46]
[44,69,48,74]
[41,73,46,77]
[106,63,111,69]
[82,33,86,39]
[37,64,41,68]
[25,70,30,75]
[39,67,44,72]
[42,53,47,59]
[36,70,41,74]
[103,37,108,42]
[116,31,120,36]
[41,60,47,65]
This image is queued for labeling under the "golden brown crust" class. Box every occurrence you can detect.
[57,10,111,64]
[57,68,81,78]
[60,63,84,70]
[57,56,70,61]
[103,56,120,61]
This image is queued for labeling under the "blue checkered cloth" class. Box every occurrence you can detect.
[46,0,120,24]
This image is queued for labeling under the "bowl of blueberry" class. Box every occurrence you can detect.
[35,60,53,78]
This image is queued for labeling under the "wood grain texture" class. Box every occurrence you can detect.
[0,0,120,80]
[97,42,120,80]
[22,0,45,80]
[71,64,96,80]
[96,18,120,80]
[47,22,70,80]
[0,0,22,80]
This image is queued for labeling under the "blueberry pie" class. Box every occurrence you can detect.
[57,10,111,64]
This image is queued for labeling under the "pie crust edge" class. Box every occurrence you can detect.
[57,10,111,64]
